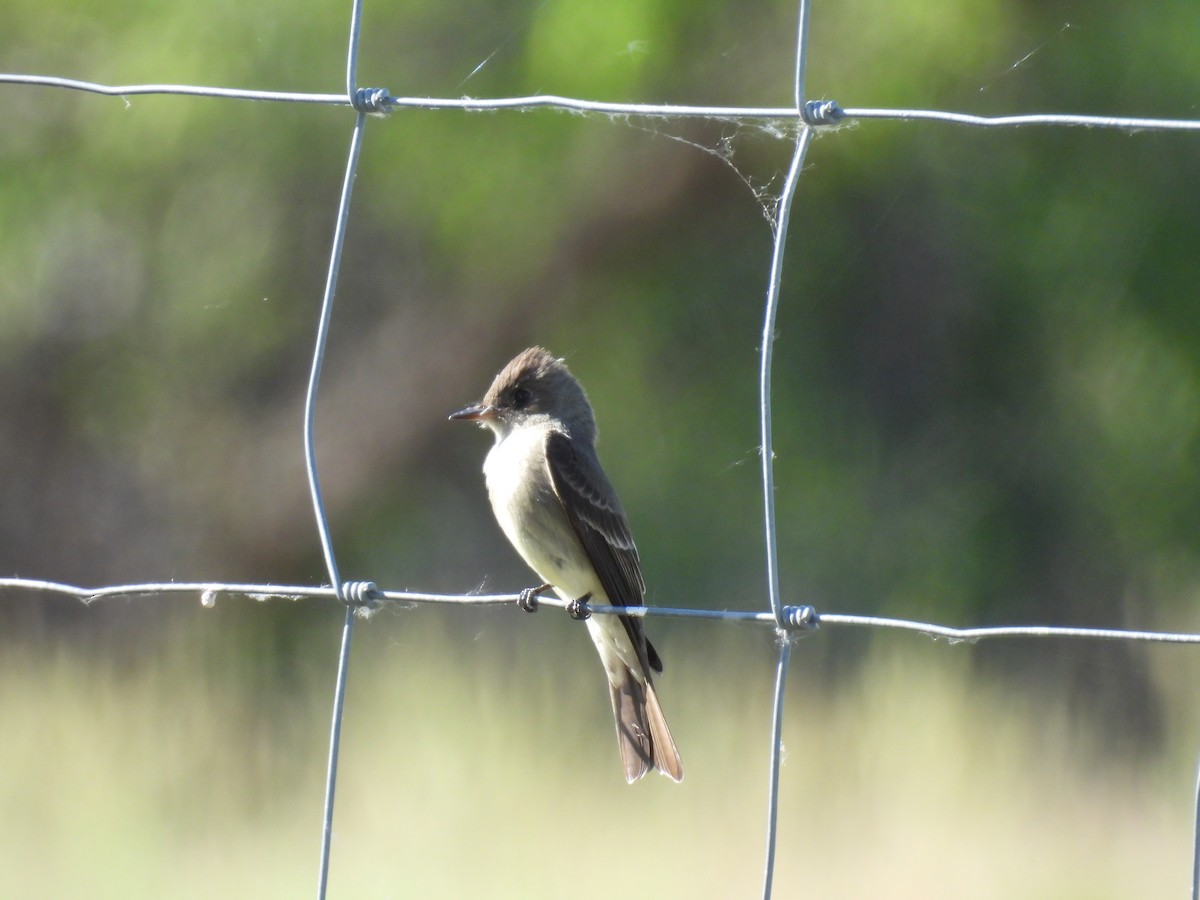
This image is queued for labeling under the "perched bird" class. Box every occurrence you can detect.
[450,347,683,783]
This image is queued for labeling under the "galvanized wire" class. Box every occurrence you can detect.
[762,636,794,900]
[4,1,1200,897]
[310,2,377,896]
[307,108,365,900]
[756,2,815,887]
[8,577,1200,645]
[5,73,1200,132]
[1194,759,1200,900]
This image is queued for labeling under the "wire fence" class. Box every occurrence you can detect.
[4,0,1200,897]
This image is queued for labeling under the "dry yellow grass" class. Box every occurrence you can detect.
[0,610,1192,898]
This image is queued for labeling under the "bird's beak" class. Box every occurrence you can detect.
[448,402,495,422]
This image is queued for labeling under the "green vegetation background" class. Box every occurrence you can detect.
[2,0,1200,895]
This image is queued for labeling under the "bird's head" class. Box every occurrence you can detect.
[449,347,597,443]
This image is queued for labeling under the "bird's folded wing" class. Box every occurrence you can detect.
[544,430,662,674]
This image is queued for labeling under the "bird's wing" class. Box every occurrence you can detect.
[544,430,663,674]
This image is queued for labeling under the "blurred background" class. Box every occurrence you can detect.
[2,0,1200,896]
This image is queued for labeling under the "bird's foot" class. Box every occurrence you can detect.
[518,583,552,613]
[567,592,592,620]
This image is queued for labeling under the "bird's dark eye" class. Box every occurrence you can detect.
[511,386,532,408]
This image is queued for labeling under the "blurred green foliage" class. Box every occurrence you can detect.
[3,0,1200,892]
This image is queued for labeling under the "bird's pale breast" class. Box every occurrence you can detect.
[483,424,646,684]
[483,425,601,601]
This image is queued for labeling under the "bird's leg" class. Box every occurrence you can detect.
[566,592,592,620]
[517,582,552,613]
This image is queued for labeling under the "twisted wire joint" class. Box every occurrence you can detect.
[801,99,844,126]
[351,87,393,114]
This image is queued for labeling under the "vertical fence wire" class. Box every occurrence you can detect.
[761,638,795,900]
[344,0,364,96]
[311,106,368,897]
[1193,751,1200,900]
[311,2,373,895]
[756,124,814,897]
[757,2,815,895]
[792,0,811,108]
[759,0,814,631]
[317,603,358,898]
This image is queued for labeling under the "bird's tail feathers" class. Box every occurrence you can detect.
[644,681,683,782]
[609,669,684,784]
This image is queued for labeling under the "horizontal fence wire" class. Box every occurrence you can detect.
[6,0,1200,897]
[7,73,1200,132]
[4,577,1200,646]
